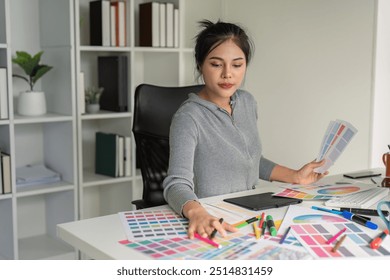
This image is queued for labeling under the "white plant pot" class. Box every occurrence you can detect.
[18,91,47,116]
[86,103,100,114]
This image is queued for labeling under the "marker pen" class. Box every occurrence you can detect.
[339,208,389,217]
[342,211,378,230]
[370,229,389,249]
[266,215,277,236]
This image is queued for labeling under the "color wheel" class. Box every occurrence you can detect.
[293,214,346,224]
[316,186,360,195]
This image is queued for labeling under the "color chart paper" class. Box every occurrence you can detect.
[282,183,374,197]
[290,222,390,258]
[118,208,188,241]
[278,205,349,233]
[119,233,313,260]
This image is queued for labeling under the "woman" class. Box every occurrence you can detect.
[162,20,327,239]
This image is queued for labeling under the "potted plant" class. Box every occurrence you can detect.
[12,51,53,116]
[85,86,104,113]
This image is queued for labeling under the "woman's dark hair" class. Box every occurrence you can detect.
[194,19,254,73]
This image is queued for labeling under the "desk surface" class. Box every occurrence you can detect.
[57,172,389,260]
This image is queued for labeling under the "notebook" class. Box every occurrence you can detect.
[223,192,302,211]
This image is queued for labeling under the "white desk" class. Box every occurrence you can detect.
[57,172,389,260]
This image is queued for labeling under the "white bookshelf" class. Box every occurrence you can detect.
[0,0,223,259]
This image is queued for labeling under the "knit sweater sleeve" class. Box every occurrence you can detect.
[163,110,199,215]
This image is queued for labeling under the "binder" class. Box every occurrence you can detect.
[98,56,128,112]
[95,132,119,177]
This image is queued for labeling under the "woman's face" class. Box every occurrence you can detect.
[200,39,247,103]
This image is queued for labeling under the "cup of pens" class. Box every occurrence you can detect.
[383,145,390,177]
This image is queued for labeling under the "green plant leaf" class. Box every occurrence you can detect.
[32,65,53,85]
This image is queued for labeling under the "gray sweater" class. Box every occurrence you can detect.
[162,89,276,215]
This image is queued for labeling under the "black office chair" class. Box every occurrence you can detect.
[131,83,204,209]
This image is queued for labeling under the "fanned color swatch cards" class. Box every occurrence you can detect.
[118,208,189,241]
[314,119,357,173]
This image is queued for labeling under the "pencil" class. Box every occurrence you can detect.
[194,233,221,248]
[326,227,346,244]
[253,223,260,239]
[259,212,265,228]
[331,234,347,252]
[279,226,291,244]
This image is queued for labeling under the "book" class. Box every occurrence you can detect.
[166,3,174,47]
[159,3,166,47]
[89,0,110,46]
[111,1,126,47]
[1,152,11,194]
[118,135,124,177]
[110,5,116,46]
[173,8,179,48]
[98,56,128,112]
[95,132,119,177]
[139,2,160,47]
[79,72,85,114]
[15,164,61,188]
[124,136,131,176]
[0,68,8,119]
[0,150,3,194]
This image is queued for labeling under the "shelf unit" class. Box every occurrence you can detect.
[0,0,223,259]
[0,0,77,260]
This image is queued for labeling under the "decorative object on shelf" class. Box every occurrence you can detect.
[12,51,53,116]
[85,86,104,113]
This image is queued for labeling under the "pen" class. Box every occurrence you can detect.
[279,226,291,244]
[332,209,371,221]
[342,211,378,230]
[326,227,346,244]
[339,208,389,217]
[210,218,223,239]
[311,206,342,215]
[331,234,347,252]
[233,215,260,228]
[266,215,277,236]
[370,229,389,249]
[194,233,221,248]
[253,223,260,239]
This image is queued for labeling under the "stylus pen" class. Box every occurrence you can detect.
[339,208,389,217]
[210,218,223,239]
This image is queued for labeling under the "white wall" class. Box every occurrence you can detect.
[223,0,376,174]
[370,0,390,169]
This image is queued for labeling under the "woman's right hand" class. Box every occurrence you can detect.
[183,200,237,239]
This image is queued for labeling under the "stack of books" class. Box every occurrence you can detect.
[0,151,11,194]
[15,164,61,189]
[95,131,131,178]
[139,2,179,47]
[90,0,126,47]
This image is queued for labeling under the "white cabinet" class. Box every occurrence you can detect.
[0,0,222,259]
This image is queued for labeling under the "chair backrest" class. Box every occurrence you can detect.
[132,84,203,209]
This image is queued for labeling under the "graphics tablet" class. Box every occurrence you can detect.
[223,192,302,211]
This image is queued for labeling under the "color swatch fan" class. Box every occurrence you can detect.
[315,119,357,173]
